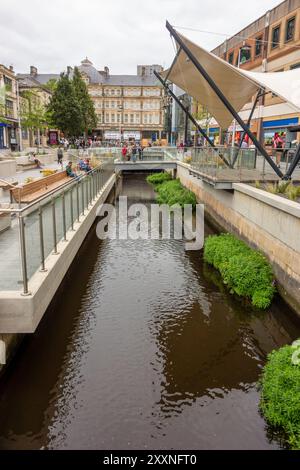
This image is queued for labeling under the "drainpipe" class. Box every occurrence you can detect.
[16,80,23,152]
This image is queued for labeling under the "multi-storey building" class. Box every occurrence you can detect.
[0,64,20,150]
[78,58,165,142]
[19,60,165,143]
[17,71,52,147]
[210,0,300,146]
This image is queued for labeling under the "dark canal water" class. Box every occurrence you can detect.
[0,174,299,450]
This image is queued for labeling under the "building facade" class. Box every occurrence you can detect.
[78,59,165,142]
[19,60,165,143]
[210,0,300,146]
[0,64,20,150]
[17,73,52,148]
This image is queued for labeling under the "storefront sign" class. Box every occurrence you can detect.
[104,131,121,140]
[123,131,141,140]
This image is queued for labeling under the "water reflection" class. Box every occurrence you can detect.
[0,174,299,450]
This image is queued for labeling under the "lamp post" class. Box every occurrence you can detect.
[231,44,252,148]
[118,104,123,144]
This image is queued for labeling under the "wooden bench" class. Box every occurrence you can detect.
[10,171,70,204]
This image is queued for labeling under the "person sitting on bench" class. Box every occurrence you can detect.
[66,161,76,178]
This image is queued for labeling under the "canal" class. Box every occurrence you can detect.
[0,174,299,450]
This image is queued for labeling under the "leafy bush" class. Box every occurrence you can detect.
[147,173,197,208]
[146,172,172,187]
[156,179,197,208]
[260,343,300,449]
[277,181,290,194]
[204,233,275,308]
[286,184,300,201]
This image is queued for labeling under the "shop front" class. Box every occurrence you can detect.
[263,117,299,147]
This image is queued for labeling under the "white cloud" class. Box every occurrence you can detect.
[0,0,281,74]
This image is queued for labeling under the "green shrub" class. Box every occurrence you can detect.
[277,181,290,194]
[260,343,300,449]
[204,233,275,309]
[147,174,197,208]
[146,172,172,187]
[286,184,300,201]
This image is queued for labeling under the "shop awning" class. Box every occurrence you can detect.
[162,31,300,129]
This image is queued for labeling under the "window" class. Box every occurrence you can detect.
[130,114,134,124]
[4,76,12,91]
[111,114,115,123]
[124,114,128,123]
[111,89,115,96]
[286,17,295,42]
[290,62,300,70]
[255,36,263,56]
[117,114,121,123]
[271,25,280,49]
[135,114,140,123]
[105,101,109,108]
[105,113,109,123]
[228,52,234,64]
[5,99,14,118]
[239,45,251,64]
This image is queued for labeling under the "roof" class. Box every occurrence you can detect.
[162,30,300,129]
[17,69,159,88]
[78,62,159,86]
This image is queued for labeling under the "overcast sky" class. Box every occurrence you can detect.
[0,0,281,75]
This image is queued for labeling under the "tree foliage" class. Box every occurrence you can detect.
[203,233,276,309]
[47,72,82,137]
[72,67,97,133]
[47,69,97,138]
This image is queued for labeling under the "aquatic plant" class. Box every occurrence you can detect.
[146,172,172,187]
[203,233,275,309]
[260,343,300,449]
[147,173,197,208]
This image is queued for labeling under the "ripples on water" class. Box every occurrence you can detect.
[0,174,299,450]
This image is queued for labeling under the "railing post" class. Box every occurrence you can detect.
[18,214,29,295]
[62,191,67,241]
[86,175,89,207]
[38,207,47,272]
[70,187,74,231]
[81,179,85,215]
[76,181,80,222]
[52,197,58,254]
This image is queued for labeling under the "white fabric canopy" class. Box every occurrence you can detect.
[162,31,300,129]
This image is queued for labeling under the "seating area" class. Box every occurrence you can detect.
[10,170,70,204]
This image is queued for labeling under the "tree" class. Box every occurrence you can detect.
[47,73,82,137]
[21,89,48,148]
[72,67,97,135]
[45,78,58,93]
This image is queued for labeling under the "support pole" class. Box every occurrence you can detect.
[165,21,284,179]
[284,144,300,180]
[154,70,215,149]
[184,106,189,146]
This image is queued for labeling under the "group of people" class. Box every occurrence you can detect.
[65,157,92,178]
[121,143,143,162]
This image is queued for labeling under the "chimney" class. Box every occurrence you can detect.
[30,65,38,76]
[9,65,14,72]
[104,66,109,77]
[67,66,73,76]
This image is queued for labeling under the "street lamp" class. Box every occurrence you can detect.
[231,44,252,148]
[118,104,123,143]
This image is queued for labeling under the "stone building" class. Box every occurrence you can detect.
[17,70,52,148]
[78,58,165,142]
[0,64,20,151]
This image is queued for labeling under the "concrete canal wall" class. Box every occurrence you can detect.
[177,162,300,316]
[0,174,116,371]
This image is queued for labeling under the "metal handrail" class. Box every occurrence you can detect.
[0,164,104,214]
